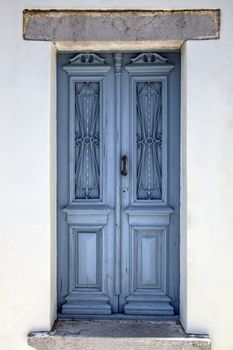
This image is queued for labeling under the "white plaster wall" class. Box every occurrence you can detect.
[0,1,233,350]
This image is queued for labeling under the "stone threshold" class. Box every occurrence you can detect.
[58,312,180,320]
[28,320,211,350]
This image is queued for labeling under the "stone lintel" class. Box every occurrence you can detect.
[54,40,184,51]
[23,9,220,43]
[28,320,211,350]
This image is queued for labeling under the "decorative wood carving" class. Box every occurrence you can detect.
[69,52,106,65]
[131,52,168,64]
[114,52,123,74]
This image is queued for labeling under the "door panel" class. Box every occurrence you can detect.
[74,81,101,200]
[57,52,180,317]
[121,53,176,315]
[76,231,100,287]
[137,231,163,289]
[58,53,117,315]
[135,81,163,200]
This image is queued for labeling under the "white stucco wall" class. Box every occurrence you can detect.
[0,1,233,350]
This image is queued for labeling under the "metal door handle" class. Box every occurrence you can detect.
[121,155,128,176]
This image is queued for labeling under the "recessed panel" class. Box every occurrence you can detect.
[134,229,165,290]
[76,232,98,287]
[74,81,101,200]
[140,235,157,286]
[136,81,162,200]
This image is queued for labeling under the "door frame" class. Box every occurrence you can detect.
[56,50,181,319]
[22,7,221,329]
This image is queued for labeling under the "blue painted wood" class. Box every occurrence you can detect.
[57,52,180,317]
[58,53,116,315]
[120,52,179,315]
[114,53,123,297]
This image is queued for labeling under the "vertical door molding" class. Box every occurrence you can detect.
[114,53,123,298]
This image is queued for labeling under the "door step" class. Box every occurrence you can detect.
[28,320,211,350]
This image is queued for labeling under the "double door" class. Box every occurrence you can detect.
[57,52,180,317]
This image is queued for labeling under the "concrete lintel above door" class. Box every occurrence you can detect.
[23,9,220,49]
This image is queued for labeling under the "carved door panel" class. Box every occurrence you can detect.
[57,52,180,317]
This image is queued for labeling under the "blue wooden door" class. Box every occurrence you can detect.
[57,52,180,317]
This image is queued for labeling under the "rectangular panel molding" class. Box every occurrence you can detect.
[74,81,101,200]
[132,227,166,292]
[71,227,102,291]
[138,233,160,288]
[62,56,111,204]
[136,81,162,200]
[62,226,111,316]
[124,226,173,316]
[77,232,99,287]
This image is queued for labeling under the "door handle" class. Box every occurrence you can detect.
[121,155,128,176]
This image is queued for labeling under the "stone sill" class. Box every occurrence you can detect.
[28,320,211,350]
